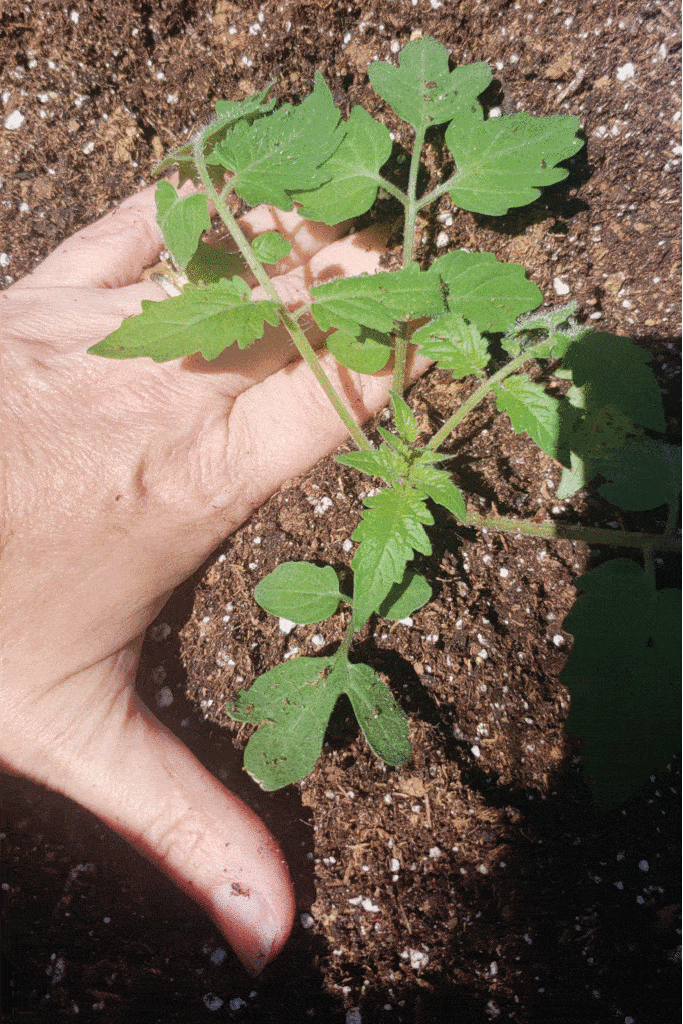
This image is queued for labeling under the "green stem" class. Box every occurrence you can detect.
[333,617,357,665]
[191,132,372,451]
[425,336,549,452]
[465,510,682,553]
[415,177,455,212]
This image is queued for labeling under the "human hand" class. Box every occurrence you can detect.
[0,186,430,973]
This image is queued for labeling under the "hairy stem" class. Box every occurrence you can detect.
[466,510,682,553]
[191,131,372,451]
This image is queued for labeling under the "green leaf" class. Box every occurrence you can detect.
[342,661,411,766]
[430,250,542,333]
[411,313,490,377]
[154,181,211,272]
[562,560,682,806]
[254,562,342,624]
[335,444,407,485]
[378,570,432,621]
[446,110,583,216]
[227,654,411,789]
[368,38,492,133]
[251,231,293,264]
[560,330,666,433]
[310,263,445,336]
[493,373,562,458]
[291,105,393,223]
[592,438,681,512]
[227,656,338,790]
[327,328,392,373]
[209,72,341,210]
[154,83,277,178]
[555,450,586,500]
[390,391,420,443]
[351,485,433,628]
[410,460,467,523]
[87,279,279,362]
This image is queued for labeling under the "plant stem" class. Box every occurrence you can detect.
[391,126,427,396]
[465,510,682,553]
[191,132,372,451]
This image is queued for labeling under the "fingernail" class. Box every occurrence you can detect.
[209,883,283,976]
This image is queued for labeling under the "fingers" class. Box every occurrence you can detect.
[2,651,295,975]
[219,343,433,524]
[19,185,167,290]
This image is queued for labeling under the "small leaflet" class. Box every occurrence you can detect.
[368,37,492,133]
[254,562,342,624]
[335,444,406,485]
[251,231,293,264]
[493,374,561,459]
[292,105,393,224]
[154,181,211,271]
[327,328,392,373]
[446,111,584,216]
[390,391,420,443]
[87,279,280,362]
[378,570,432,621]
[429,251,542,334]
[411,313,490,377]
[209,73,341,210]
[351,485,433,629]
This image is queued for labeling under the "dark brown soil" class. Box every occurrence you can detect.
[1,2,680,1022]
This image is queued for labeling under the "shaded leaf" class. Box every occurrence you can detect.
[562,560,681,805]
[343,661,411,765]
[327,328,392,373]
[378,570,432,621]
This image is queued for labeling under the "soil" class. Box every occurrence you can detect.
[1,1,681,1022]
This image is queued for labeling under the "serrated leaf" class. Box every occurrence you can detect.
[446,110,583,216]
[343,661,411,766]
[335,444,407,484]
[254,562,342,624]
[378,570,432,621]
[430,251,542,333]
[410,460,467,522]
[251,231,293,264]
[327,328,392,373]
[377,425,412,459]
[562,560,681,805]
[154,83,277,178]
[411,313,490,377]
[493,373,561,458]
[291,105,393,223]
[227,657,338,790]
[154,181,211,271]
[560,330,666,433]
[209,72,341,210]
[351,485,433,628]
[391,391,420,443]
[368,37,492,133]
[87,280,279,362]
[310,263,445,336]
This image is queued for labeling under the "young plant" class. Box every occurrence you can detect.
[88,38,680,804]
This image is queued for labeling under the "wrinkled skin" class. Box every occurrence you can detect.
[0,186,430,973]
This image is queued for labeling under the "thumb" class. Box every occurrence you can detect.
[4,650,296,975]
